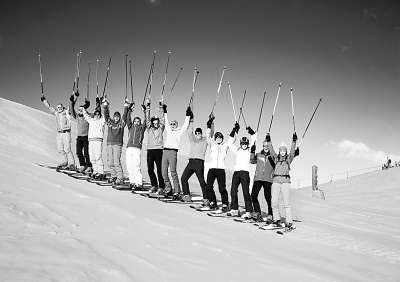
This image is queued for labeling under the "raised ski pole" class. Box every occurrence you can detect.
[72,53,79,101]
[86,61,90,100]
[76,50,82,92]
[142,51,156,104]
[189,67,198,107]
[240,110,248,128]
[237,90,247,124]
[228,82,237,122]
[125,54,128,101]
[129,59,134,103]
[38,54,44,96]
[298,98,322,147]
[211,66,226,115]
[96,59,99,97]
[291,87,296,133]
[160,52,171,102]
[102,56,112,99]
[148,51,157,101]
[256,91,267,132]
[165,67,182,104]
[268,83,282,133]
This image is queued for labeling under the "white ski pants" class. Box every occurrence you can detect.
[89,140,104,174]
[56,131,75,165]
[271,182,292,224]
[126,147,142,185]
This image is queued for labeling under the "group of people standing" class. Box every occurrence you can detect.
[41,92,299,230]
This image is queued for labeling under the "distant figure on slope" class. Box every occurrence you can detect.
[70,93,101,174]
[145,99,166,193]
[159,103,191,197]
[103,98,128,185]
[226,123,256,218]
[382,158,392,170]
[266,132,298,232]
[180,114,213,203]
[40,95,75,170]
[249,138,275,222]
[125,102,146,190]
[200,116,234,212]
[81,101,106,180]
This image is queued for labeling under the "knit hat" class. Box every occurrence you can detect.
[195,127,202,134]
[279,142,287,151]
[113,111,121,117]
[240,136,249,145]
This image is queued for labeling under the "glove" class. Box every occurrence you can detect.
[103,100,109,106]
[292,132,298,142]
[96,97,100,105]
[251,144,256,153]
[129,103,135,111]
[124,101,129,108]
[265,133,271,142]
[159,100,163,106]
[146,99,151,107]
[295,147,300,157]
[162,104,167,113]
[141,104,146,112]
[40,95,46,102]
[186,106,192,117]
[69,94,75,102]
[206,115,215,128]
[234,122,240,133]
[229,127,236,138]
[83,99,90,109]
[74,90,80,97]
[190,112,194,120]
[246,126,255,135]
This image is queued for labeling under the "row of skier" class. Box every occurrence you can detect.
[40,92,299,230]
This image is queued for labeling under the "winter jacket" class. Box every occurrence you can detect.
[268,140,297,184]
[70,99,101,137]
[187,126,212,161]
[228,134,256,172]
[163,113,190,150]
[126,110,146,149]
[207,133,235,169]
[145,104,165,150]
[104,104,128,146]
[82,109,106,141]
[43,100,71,131]
[250,150,274,182]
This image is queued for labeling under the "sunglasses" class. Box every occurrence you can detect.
[57,106,63,110]
[195,132,201,135]
[170,123,177,126]
[94,113,100,116]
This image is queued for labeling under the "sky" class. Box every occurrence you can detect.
[1,0,400,186]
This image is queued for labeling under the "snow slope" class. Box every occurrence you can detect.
[0,97,399,282]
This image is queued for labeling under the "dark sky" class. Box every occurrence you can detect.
[1,0,400,184]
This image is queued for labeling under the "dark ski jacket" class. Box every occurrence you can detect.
[104,104,128,146]
[126,110,146,149]
[250,150,274,182]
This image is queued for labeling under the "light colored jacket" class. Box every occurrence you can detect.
[208,133,234,169]
[43,100,71,131]
[82,109,106,141]
[146,104,165,150]
[228,134,256,172]
[187,126,212,160]
[163,113,190,150]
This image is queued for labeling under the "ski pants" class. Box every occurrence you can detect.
[147,149,165,189]
[76,135,91,168]
[56,131,75,166]
[126,147,142,185]
[206,168,228,206]
[271,182,292,224]
[251,181,272,215]
[89,140,104,174]
[161,149,180,194]
[230,171,252,212]
[181,159,207,197]
[107,144,123,179]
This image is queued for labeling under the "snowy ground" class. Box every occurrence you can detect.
[0,97,399,282]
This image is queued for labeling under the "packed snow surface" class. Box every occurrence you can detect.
[0,98,399,281]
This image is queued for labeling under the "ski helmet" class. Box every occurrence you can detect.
[214,131,224,141]
[151,115,159,123]
[240,136,249,146]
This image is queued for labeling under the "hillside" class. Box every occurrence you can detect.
[0,97,399,282]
